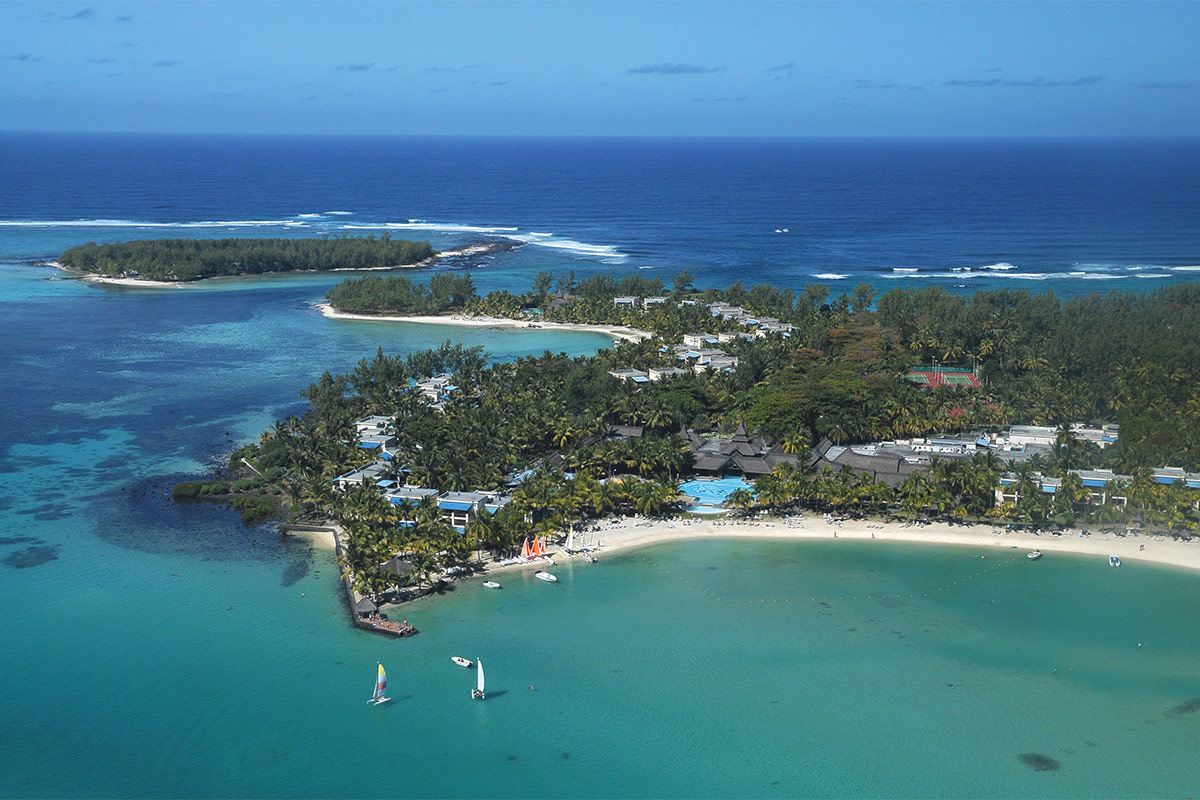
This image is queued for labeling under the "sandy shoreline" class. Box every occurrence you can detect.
[287,512,1200,619]
[316,303,652,342]
[443,515,1200,591]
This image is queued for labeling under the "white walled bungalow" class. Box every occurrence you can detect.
[682,333,720,348]
[355,415,393,436]
[333,461,391,490]
[438,491,512,530]
[608,368,651,384]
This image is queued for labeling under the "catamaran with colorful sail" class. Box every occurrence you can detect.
[471,658,485,700]
[369,662,391,705]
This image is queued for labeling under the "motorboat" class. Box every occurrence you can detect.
[1109,555,1122,567]
[1027,550,1042,560]
[535,570,558,583]
[452,656,473,668]
[482,581,501,589]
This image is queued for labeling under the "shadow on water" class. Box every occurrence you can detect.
[1018,753,1061,771]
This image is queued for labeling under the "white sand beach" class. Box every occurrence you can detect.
[466,514,1200,583]
[316,303,652,342]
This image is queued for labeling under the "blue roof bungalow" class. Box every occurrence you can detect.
[1152,467,1200,487]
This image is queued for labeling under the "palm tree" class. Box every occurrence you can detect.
[726,487,755,516]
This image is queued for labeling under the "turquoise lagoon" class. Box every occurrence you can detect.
[1,266,1199,797]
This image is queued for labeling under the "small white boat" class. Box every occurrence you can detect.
[1109,555,1122,567]
[1027,550,1042,560]
[535,570,558,583]
[482,581,501,589]
[452,656,473,668]
[471,658,485,700]
[368,662,391,705]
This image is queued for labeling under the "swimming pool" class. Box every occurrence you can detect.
[677,476,754,513]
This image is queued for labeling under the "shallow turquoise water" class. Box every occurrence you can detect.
[2,265,1199,798]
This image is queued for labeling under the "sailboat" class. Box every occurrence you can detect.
[369,662,391,705]
[566,530,575,553]
[520,538,531,560]
[471,658,485,699]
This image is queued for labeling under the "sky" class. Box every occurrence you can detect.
[1,1,1198,137]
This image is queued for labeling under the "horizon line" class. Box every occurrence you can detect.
[2,129,1199,142]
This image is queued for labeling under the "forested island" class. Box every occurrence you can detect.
[175,272,1200,600]
[59,235,437,281]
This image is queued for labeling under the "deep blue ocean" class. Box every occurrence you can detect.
[2,134,1200,798]
[1,133,1198,293]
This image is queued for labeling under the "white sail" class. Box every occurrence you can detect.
[476,658,485,693]
[567,530,575,552]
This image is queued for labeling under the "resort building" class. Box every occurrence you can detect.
[333,461,391,490]
[384,485,439,507]
[1070,423,1120,449]
[613,296,638,306]
[717,331,755,343]
[756,321,793,337]
[648,366,689,381]
[682,333,720,348]
[355,415,392,436]
[643,296,668,308]
[437,491,512,530]
[685,423,799,477]
[696,354,739,374]
[410,374,458,412]
[353,416,397,451]
[1006,425,1057,448]
[807,438,929,487]
[996,466,1200,507]
[608,368,651,384]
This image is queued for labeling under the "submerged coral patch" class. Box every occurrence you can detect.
[1165,697,1200,717]
[3,544,60,568]
[1018,753,1060,771]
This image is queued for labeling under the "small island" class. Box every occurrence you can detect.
[177,272,1200,634]
[58,234,441,282]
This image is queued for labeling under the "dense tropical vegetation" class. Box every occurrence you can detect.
[179,273,1200,600]
[60,234,436,281]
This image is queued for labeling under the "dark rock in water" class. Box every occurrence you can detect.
[1164,697,1200,717]
[1018,753,1060,771]
[0,536,37,546]
[561,752,570,760]
[3,544,60,569]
